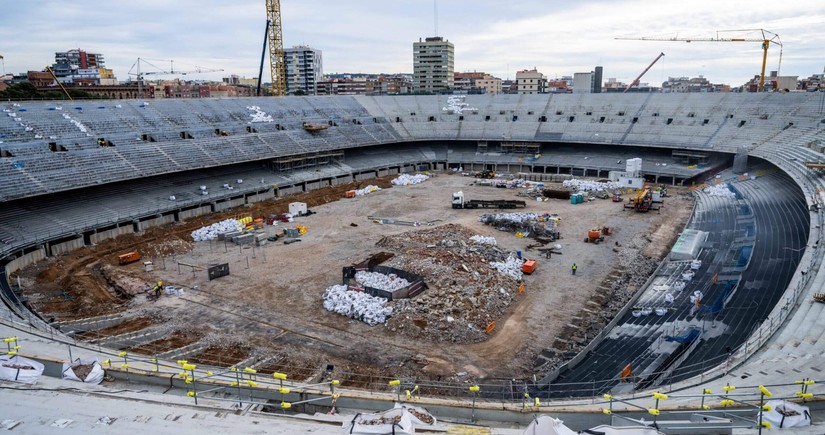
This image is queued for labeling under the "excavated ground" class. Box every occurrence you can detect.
[16,173,693,388]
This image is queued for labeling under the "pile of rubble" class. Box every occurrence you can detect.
[375,224,523,343]
[478,212,560,238]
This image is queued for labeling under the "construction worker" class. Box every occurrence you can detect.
[571,263,577,275]
[152,281,163,299]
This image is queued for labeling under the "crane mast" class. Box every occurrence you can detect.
[624,52,664,93]
[265,0,287,96]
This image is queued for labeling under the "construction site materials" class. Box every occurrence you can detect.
[61,359,104,385]
[813,293,825,304]
[117,251,141,265]
[342,408,415,435]
[469,235,497,245]
[0,355,44,385]
[452,191,526,209]
[322,284,392,326]
[478,212,560,240]
[703,183,736,198]
[191,219,243,241]
[369,217,437,227]
[522,259,537,274]
[344,190,356,198]
[392,173,430,186]
[562,179,622,192]
[355,271,411,292]
[355,185,381,196]
[490,255,525,280]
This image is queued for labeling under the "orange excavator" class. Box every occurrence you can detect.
[625,189,653,212]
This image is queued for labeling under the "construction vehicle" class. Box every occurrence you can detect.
[474,169,496,179]
[117,251,142,265]
[624,189,661,212]
[452,191,526,209]
[584,227,612,244]
[623,52,665,93]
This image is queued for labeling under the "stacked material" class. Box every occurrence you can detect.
[246,106,273,123]
[355,271,411,292]
[355,185,381,196]
[703,184,736,198]
[62,113,89,134]
[490,255,525,280]
[191,219,243,241]
[479,212,559,238]
[562,178,621,192]
[323,284,392,326]
[469,235,497,245]
[392,173,430,186]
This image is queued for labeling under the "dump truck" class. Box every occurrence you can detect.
[452,191,526,209]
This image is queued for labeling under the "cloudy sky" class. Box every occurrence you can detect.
[1,0,823,86]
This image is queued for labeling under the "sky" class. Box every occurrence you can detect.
[1,0,824,87]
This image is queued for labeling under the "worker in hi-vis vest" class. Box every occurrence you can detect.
[571,263,577,275]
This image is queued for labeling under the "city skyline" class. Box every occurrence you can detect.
[1,0,823,87]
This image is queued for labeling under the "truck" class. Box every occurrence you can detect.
[452,191,526,209]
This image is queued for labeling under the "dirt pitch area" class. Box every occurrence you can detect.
[17,173,693,385]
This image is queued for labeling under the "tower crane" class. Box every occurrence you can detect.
[127,58,224,98]
[616,29,782,92]
[263,0,287,96]
[624,52,664,93]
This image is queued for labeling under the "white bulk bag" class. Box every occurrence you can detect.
[0,355,44,385]
[342,408,415,434]
[62,359,105,385]
[393,403,436,426]
[759,400,812,428]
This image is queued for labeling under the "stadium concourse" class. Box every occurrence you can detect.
[2,92,825,432]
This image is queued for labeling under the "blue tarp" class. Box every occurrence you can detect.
[665,328,702,344]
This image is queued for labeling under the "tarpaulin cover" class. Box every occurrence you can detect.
[669,229,708,261]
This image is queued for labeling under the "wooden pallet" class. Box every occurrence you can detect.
[814,293,825,304]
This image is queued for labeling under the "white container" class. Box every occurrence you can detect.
[289,202,307,216]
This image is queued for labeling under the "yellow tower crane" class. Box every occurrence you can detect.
[616,29,782,92]
[265,0,287,96]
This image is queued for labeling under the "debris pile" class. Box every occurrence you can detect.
[355,271,411,292]
[323,284,393,326]
[478,212,560,238]
[490,255,525,280]
[703,184,736,198]
[355,185,382,196]
[191,219,243,241]
[562,179,621,192]
[376,224,522,343]
[391,173,430,186]
[469,235,497,245]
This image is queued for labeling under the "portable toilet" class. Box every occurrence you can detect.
[571,195,577,204]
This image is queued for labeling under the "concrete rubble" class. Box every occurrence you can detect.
[375,224,522,343]
[355,271,411,292]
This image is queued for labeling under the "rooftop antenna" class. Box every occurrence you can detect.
[434,0,438,37]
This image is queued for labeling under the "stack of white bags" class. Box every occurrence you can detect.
[355,271,410,292]
[355,185,381,196]
[191,219,243,241]
[703,184,736,198]
[391,173,430,186]
[490,255,524,280]
[469,235,497,245]
[562,178,621,192]
[323,284,392,325]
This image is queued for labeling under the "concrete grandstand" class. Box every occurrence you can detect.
[2,92,825,432]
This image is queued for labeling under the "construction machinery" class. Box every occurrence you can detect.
[624,52,665,93]
[584,227,612,244]
[45,66,73,101]
[117,251,142,265]
[452,191,526,209]
[474,169,496,179]
[625,188,653,212]
[616,29,782,92]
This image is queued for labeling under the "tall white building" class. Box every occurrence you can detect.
[413,37,454,94]
[284,46,323,95]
